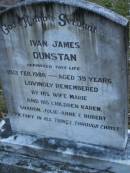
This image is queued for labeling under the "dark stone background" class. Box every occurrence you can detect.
[0,0,17,5]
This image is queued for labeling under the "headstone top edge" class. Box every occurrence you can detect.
[0,0,128,27]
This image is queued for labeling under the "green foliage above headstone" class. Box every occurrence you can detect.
[89,0,129,16]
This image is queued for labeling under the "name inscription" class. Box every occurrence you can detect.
[5,35,119,134]
[0,3,126,148]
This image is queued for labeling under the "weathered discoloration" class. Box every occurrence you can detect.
[0,0,128,26]
[0,132,130,173]
[0,0,129,150]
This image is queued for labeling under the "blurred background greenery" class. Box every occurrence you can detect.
[89,0,129,16]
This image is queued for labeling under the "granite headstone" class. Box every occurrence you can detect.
[0,0,129,150]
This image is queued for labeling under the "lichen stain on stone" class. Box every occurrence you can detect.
[72,7,85,22]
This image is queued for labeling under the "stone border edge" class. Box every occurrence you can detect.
[0,0,128,27]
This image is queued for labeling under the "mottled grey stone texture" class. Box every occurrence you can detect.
[0,130,130,173]
[0,118,129,173]
[0,0,129,149]
[0,0,128,25]
[0,0,129,172]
